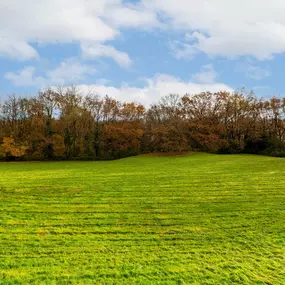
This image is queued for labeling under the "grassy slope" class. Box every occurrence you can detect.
[0,153,285,284]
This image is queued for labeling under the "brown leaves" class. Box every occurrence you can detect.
[1,137,28,158]
[1,88,285,159]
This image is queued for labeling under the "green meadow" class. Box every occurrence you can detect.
[0,153,285,284]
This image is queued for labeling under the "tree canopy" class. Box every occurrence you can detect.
[1,87,285,161]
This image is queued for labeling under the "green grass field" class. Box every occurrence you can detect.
[0,153,285,284]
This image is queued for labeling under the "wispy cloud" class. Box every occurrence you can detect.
[5,59,96,87]
[236,60,271,80]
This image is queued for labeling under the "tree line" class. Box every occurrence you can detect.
[1,87,285,161]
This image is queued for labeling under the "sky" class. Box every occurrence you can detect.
[1,0,285,105]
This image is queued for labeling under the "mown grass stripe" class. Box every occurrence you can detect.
[1,154,285,284]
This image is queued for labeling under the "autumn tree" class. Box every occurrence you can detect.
[1,137,27,160]
[1,87,285,160]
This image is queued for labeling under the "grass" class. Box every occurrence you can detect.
[0,153,285,284]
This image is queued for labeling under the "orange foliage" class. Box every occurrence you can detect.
[103,121,144,154]
[1,137,28,158]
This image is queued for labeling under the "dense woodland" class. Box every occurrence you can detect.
[1,87,285,161]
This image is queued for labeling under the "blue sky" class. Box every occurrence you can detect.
[1,0,285,105]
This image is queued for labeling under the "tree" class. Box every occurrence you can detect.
[1,137,27,160]
[1,87,285,160]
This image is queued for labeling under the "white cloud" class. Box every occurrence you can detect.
[77,73,232,106]
[5,67,45,87]
[3,0,285,63]
[47,59,97,85]
[0,0,158,62]
[192,64,218,84]
[236,60,272,80]
[0,38,39,61]
[5,62,232,105]
[170,41,197,60]
[143,0,285,60]
[0,1,116,44]
[106,4,158,28]
[81,43,132,68]
[5,59,96,87]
